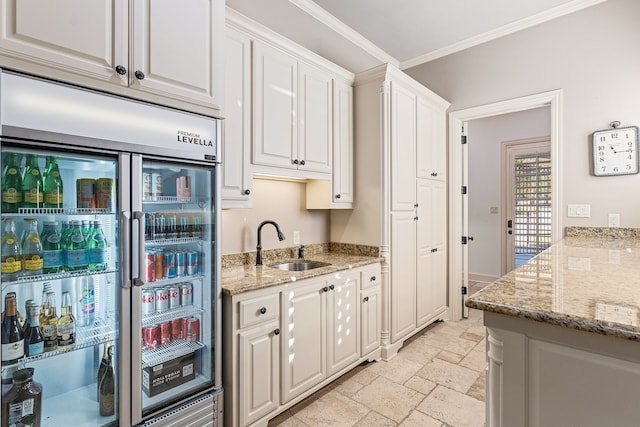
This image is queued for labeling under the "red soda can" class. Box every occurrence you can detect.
[143,324,159,350]
[170,318,182,340]
[155,250,164,280]
[154,287,169,313]
[159,321,171,346]
[167,286,180,309]
[145,251,156,282]
[176,251,186,277]
[180,282,193,306]
[181,316,191,340]
[187,317,200,342]
[141,289,155,315]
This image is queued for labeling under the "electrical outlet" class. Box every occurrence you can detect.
[293,231,300,244]
[608,213,620,228]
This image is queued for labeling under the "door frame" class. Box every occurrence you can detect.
[448,90,563,320]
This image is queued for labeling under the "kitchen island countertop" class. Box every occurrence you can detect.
[465,228,640,341]
[221,252,383,296]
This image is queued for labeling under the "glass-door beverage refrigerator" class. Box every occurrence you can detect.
[0,70,223,426]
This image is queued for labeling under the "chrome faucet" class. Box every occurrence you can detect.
[256,220,286,266]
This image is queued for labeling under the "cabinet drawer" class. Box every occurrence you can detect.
[239,293,280,329]
[360,264,381,290]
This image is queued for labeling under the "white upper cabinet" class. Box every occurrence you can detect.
[0,0,223,113]
[390,81,417,211]
[332,80,354,204]
[417,95,447,180]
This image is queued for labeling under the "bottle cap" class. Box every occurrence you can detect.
[13,368,34,382]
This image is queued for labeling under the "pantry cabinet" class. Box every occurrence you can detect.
[0,0,223,114]
[223,263,381,427]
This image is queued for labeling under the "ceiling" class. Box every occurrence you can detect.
[226,0,607,73]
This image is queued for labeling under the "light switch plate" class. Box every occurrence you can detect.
[567,204,591,218]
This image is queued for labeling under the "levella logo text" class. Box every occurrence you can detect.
[177,130,212,147]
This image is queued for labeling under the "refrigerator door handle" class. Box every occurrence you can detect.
[133,211,146,287]
[121,210,132,289]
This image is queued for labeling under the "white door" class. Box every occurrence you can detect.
[502,138,551,272]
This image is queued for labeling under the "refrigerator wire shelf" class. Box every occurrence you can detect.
[142,306,204,327]
[15,207,111,215]
[143,196,193,203]
[21,317,115,363]
[142,339,204,368]
[145,236,203,246]
[2,268,118,289]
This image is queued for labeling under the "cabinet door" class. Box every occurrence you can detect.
[298,63,332,173]
[361,287,381,357]
[222,26,252,208]
[332,80,354,204]
[416,179,448,326]
[0,0,128,83]
[327,270,360,376]
[390,81,417,211]
[253,41,298,170]
[390,211,417,343]
[280,278,326,403]
[131,0,223,109]
[417,96,447,180]
[239,321,280,427]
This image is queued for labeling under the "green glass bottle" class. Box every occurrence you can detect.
[65,220,88,271]
[21,154,43,209]
[43,156,63,209]
[1,153,23,213]
[87,220,107,271]
[42,221,62,274]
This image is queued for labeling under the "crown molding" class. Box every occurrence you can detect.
[289,0,400,68]
[399,0,608,69]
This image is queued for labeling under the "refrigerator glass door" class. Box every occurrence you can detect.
[135,159,215,416]
[1,145,120,427]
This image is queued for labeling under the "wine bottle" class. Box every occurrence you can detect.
[1,218,22,282]
[96,342,111,401]
[42,220,63,274]
[43,155,63,209]
[24,303,44,357]
[41,292,57,353]
[1,294,25,365]
[57,291,75,351]
[99,344,115,416]
[22,218,43,277]
[1,152,23,213]
[21,154,43,209]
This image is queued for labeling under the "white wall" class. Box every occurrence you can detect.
[406,0,640,228]
[221,178,329,254]
[467,107,550,280]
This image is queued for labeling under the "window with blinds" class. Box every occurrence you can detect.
[514,152,551,267]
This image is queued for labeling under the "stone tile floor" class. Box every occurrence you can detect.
[268,281,492,427]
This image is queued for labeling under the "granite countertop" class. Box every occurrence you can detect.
[466,228,640,341]
[222,249,383,296]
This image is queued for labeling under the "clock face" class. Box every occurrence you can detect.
[592,126,639,176]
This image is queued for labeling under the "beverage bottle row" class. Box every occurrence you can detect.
[1,153,64,213]
[1,217,109,282]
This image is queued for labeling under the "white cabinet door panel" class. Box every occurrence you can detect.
[390,82,417,211]
[390,211,417,343]
[299,63,332,173]
[327,270,360,376]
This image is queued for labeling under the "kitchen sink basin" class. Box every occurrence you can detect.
[268,260,331,272]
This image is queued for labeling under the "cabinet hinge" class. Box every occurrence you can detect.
[461,236,468,245]
[461,135,467,144]
[461,186,467,195]
[461,286,468,295]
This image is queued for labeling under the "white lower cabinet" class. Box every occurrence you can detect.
[223,263,381,427]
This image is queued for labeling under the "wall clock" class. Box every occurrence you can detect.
[592,121,639,176]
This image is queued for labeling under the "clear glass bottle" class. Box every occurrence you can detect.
[1,218,22,282]
[1,152,23,213]
[78,276,95,327]
[41,291,58,353]
[57,291,75,351]
[43,155,64,209]
[22,218,43,277]
[1,367,42,427]
[42,220,62,274]
[65,220,88,271]
[21,154,43,209]
[88,220,107,271]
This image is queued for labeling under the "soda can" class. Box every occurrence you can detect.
[186,251,199,276]
[76,178,96,209]
[176,251,186,277]
[151,172,163,200]
[143,172,152,200]
[181,316,191,341]
[180,282,193,306]
[154,250,165,280]
[95,178,114,210]
[143,325,160,350]
[187,317,200,342]
[145,251,156,282]
[154,287,169,313]
[141,289,155,315]
[164,252,176,279]
[167,286,180,309]
[159,321,171,346]
[154,214,166,239]
[170,318,183,340]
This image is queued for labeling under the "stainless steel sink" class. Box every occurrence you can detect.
[268,260,331,272]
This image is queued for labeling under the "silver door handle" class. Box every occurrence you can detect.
[120,211,132,289]
[133,211,146,287]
